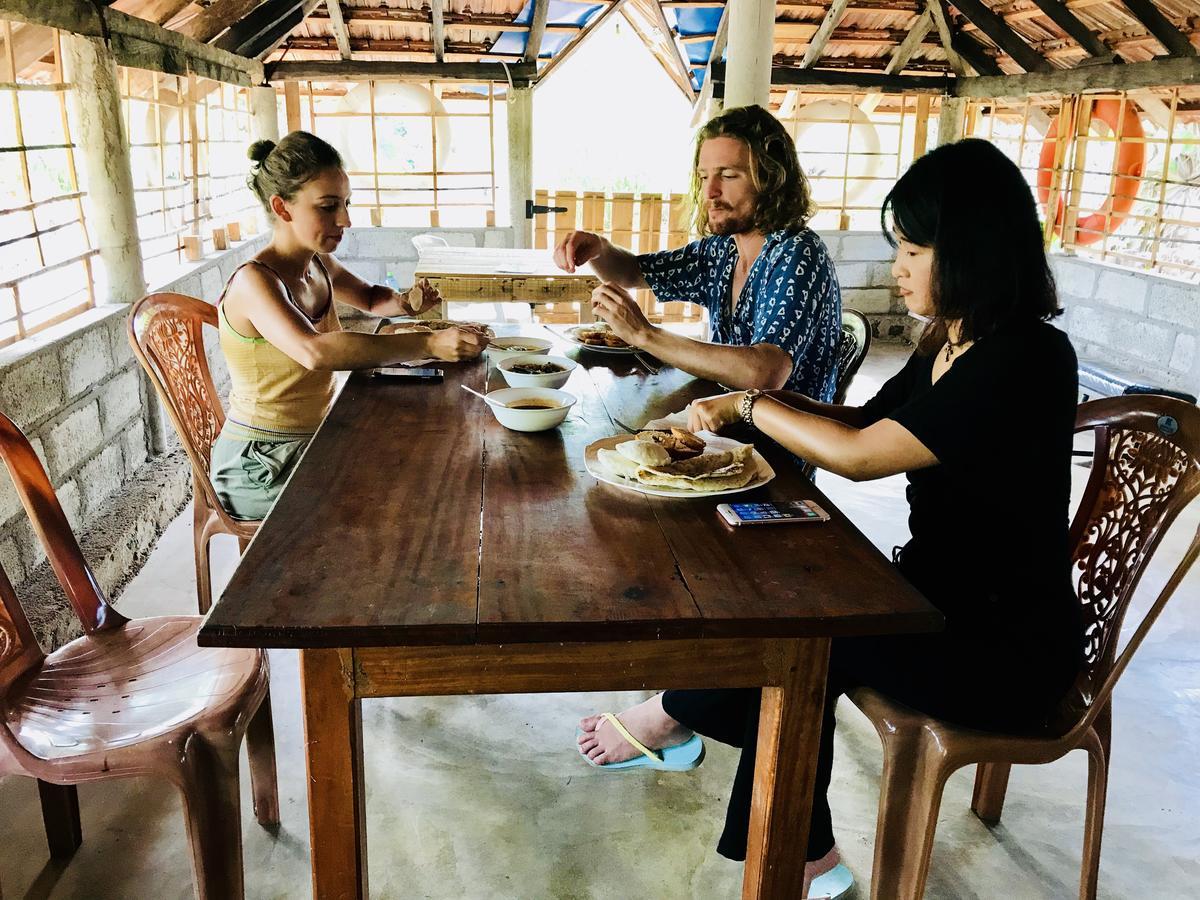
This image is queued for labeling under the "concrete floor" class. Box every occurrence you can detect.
[1,344,1197,899]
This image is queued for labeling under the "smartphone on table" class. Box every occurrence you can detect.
[373,367,444,382]
[717,500,830,527]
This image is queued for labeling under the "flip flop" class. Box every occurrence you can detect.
[576,712,705,772]
[808,862,854,899]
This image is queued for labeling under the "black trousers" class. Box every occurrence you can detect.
[661,630,1075,862]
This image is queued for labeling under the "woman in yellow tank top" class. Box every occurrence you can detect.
[212,131,489,519]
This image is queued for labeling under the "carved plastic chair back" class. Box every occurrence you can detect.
[1058,394,1200,735]
[833,308,872,405]
[128,293,226,484]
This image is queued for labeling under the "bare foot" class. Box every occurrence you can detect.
[803,846,842,898]
[577,694,694,765]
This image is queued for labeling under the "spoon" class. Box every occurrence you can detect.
[461,384,511,408]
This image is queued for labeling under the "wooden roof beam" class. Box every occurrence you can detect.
[650,0,697,99]
[1026,0,1113,60]
[950,0,1051,72]
[0,0,263,83]
[277,36,524,56]
[712,60,950,93]
[861,7,932,113]
[523,0,549,62]
[266,59,537,82]
[801,0,852,67]
[956,52,1200,97]
[305,8,583,35]
[1115,0,1196,57]
[325,0,352,60]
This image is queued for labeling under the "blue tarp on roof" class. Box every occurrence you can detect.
[665,7,722,89]
[506,0,604,59]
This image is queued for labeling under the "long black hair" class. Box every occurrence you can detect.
[882,138,1061,354]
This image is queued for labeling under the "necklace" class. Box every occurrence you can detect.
[943,341,955,364]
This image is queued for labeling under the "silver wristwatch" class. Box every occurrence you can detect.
[739,389,763,426]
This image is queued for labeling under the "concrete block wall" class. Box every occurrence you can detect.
[1054,256,1200,398]
[816,231,914,344]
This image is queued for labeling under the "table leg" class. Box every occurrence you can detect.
[742,638,831,899]
[301,648,368,900]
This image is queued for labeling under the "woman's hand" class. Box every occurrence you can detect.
[428,326,489,361]
[401,278,442,316]
[689,392,745,434]
[554,230,603,273]
[590,283,654,347]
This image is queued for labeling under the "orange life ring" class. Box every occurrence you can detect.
[1037,99,1145,246]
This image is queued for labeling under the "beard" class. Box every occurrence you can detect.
[707,204,754,236]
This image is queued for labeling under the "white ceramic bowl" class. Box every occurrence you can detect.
[486,387,576,432]
[486,336,553,363]
[496,354,577,389]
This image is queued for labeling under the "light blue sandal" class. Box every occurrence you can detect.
[808,862,854,899]
[576,712,705,772]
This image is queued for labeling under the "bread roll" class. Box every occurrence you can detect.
[616,439,672,467]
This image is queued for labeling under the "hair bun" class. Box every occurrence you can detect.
[248,139,275,163]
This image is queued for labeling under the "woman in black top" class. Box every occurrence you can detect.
[576,139,1085,897]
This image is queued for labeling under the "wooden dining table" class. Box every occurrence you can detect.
[198,329,941,899]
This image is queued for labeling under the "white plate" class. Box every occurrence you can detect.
[562,325,638,354]
[584,434,776,498]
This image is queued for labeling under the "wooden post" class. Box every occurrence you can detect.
[226,221,242,242]
[725,0,774,108]
[507,85,533,248]
[212,227,228,251]
[1062,95,1094,249]
[1041,96,1077,246]
[284,80,301,133]
[183,236,204,261]
[913,94,931,160]
[60,33,145,303]
[937,96,966,146]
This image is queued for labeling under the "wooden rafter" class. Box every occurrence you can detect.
[951,29,1004,75]
[1115,0,1196,57]
[883,8,934,73]
[692,1,729,117]
[177,0,269,44]
[535,0,633,85]
[523,0,549,62]
[325,0,352,60]
[214,0,321,58]
[652,0,697,98]
[951,0,1050,72]
[1027,0,1113,59]
[267,59,537,82]
[926,0,965,75]
[802,0,852,67]
[430,0,446,62]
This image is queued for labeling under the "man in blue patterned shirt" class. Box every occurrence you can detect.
[553,105,842,400]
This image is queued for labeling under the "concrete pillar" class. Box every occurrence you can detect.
[507,85,533,248]
[61,34,144,304]
[251,85,281,144]
[724,0,774,109]
[938,97,967,146]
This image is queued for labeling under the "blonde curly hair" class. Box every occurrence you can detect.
[688,105,814,237]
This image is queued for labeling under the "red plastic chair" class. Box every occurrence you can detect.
[0,410,278,899]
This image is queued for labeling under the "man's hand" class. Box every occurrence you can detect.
[689,392,745,434]
[428,326,489,361]
[401,278,441,316]
[554,231,604,273]
[590,283,654,347]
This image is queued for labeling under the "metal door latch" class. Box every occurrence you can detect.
[526,200,568,218]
